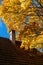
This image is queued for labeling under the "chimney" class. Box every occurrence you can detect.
[9,30,15,44]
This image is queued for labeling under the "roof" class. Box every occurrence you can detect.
[0,37,43,65]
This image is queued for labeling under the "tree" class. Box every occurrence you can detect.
[0,0,43,50]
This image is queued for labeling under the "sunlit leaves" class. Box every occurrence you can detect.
[0,0,43,50]
[19,0,32,9]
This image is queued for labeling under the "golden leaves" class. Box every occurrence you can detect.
[0,0,43,50]
[19,0,32,9]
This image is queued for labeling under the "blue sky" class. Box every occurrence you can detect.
[0,18,10,38]
[0,0,10,38]
[0,0,2,4]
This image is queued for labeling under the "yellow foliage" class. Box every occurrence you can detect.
[20,0,32,9]
[37,0,43,6]
[0,0,43,50]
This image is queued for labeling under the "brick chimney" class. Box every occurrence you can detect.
[9,30,15,43]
